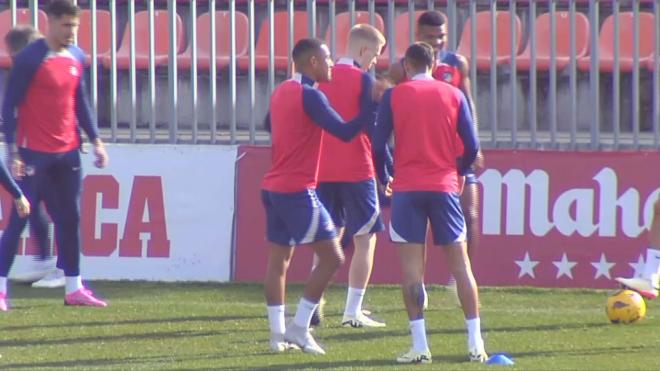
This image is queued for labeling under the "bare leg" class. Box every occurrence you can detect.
[396,243,426,320]
[264,242,295,305]
[442,241,479,319]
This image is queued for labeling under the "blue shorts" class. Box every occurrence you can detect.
[316,178,385,237]
[261,189,337,246]
[389,191,466,246]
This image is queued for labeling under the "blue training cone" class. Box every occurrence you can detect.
[486,353,515,366]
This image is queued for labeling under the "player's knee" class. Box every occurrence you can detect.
[332,249,346,269]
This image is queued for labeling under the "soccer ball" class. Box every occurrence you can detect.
[606,289,646,324]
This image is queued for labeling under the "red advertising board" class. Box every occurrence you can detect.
[235,146,659,289]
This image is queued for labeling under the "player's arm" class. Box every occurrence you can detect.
[372,88,395,186]
[0,160,29,216]
[456,54,484,168]
[72,49,108,168]
[456,93,479,176]
[75,76,108,168]
[302,86,376,142]
[361,73,395,180]
[1,53,32,154]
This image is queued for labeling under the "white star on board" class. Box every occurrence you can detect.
[515,252,540,279]
[553,253,577,279]
[628,255,646,278]
[590,253,616,280]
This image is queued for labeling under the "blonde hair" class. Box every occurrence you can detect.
[347,23,386,51]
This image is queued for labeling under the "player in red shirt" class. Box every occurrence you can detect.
[373,43,487,364]
[262,38,377,354]
[388,10,483,308]
[0,0,109,310]
[312,24,388,329]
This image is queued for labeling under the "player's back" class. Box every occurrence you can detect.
[262,77,323,193]
[317,61,374,182]
[433,50,462,88]
[390,79,464,192]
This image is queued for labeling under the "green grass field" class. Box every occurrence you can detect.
[1,282,658,370]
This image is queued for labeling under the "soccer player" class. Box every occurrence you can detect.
[0,0,109,310]
[615,195,660,299]
[387,10,483,307]
[372,42,486,363]
[312,24,387,328]
[3,25,64,289]
[262,38,377,354]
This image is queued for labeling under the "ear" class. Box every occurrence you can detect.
[309,54,318,68]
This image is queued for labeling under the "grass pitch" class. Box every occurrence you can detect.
[0,282,658,370]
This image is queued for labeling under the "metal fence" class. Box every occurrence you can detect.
[0,0,658,149]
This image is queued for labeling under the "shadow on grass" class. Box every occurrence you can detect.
[0,351,233,369]
[0,329,220,348]
[513,344,650,359]
[1,314,263,331]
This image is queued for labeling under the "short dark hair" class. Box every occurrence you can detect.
[404,42,435,70]
[417,11,446,28]
[4,25,40,55]
[46,0,79,18]
[292,38,324,66]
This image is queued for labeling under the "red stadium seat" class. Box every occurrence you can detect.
[178,11,249,71]
[325,11,385,56]
[376,10,447,69]
[101,10,185,70]
[77,9,112,65]
[238,11,313,71]
[0,8,48,68]
[456,11,523,70]
[577,12,656,72]
[516,11,590,71]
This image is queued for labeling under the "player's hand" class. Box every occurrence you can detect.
[473,151,485,170]
[93,140,109,168]
[11,155,25,180]
[457,175,466,195]
[372,77,392,102]
[384,181,393,197]
[14,195,30,218]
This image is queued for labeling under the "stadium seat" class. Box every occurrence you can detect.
[516,11,590,71]
[77,9,112,65]
[178,11,249,71]
[101,10,185,70]
[456,11,523,70]
[577,12,656,72]
[238,11,312,71]
[376,10,447,69]
[325,11,385,57]
[0,8,48,68]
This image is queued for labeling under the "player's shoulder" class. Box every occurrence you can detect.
[66,44,87,63]
[13,38,48,65]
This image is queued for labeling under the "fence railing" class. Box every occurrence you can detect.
[0,0,658,149]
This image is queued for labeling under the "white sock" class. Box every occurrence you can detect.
[65,276,83,295]
[465,317,484,350]
[267,305,286,335]
[0,276,7,294]
[344,287,365,317]
[644,248,660,280]
[293,297,318,329]
[410,318,429,352]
